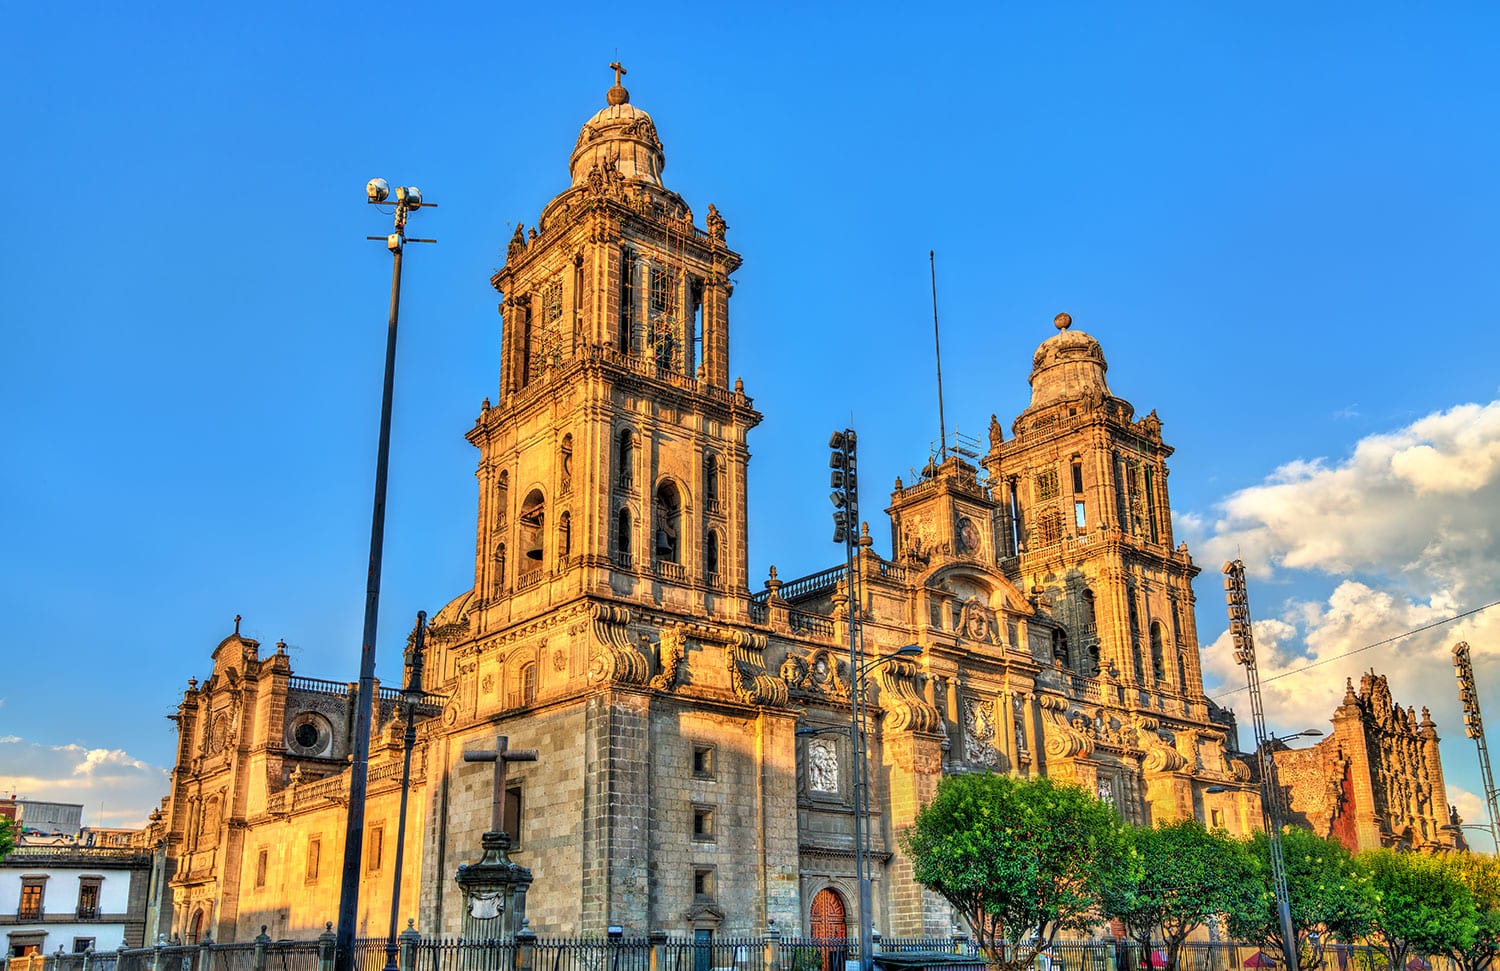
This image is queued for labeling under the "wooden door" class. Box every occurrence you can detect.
[810,889,848,971]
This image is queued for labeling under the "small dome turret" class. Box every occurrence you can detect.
[1028,312,1112,409]
[569,63,666,188]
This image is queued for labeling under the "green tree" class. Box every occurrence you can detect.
[1438,852,1500,971]
[1359,848,1475,971]
[0,817,12,859]
[902,772,1136,971]
[1102,819,1260,971]
[1228,828,1374,970]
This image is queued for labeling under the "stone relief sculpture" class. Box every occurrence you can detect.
[964,697,1001,767]
[808,740,839,793]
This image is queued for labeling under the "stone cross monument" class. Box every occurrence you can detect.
[456,736,539,939]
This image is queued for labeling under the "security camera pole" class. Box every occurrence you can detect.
[1223,560,1298,971]
[333,180,435,971]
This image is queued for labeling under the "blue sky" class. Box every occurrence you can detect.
[4,3,1499,839]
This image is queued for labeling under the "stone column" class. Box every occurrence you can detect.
[455,832,533,940]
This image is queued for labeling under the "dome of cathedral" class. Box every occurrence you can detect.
[569,75,666,188]
[1027,312,1112,409]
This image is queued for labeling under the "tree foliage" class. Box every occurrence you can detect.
[902,772,1136,971]
[1228,827,1373,969]
[1102,819,1260,971]
[0,817,12,860]
[1358,847,1475,971]
[1439,852,1500,971]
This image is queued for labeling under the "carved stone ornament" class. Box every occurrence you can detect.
[1040,694,1095,759]
[647,625,687,691]
[1135,714,1188,773]
[963,697,1000,767]
[808,739,839,793]
[585,603,650,685]
[723,631,788,707]
[781,648,850,700]
[880,659,940,734]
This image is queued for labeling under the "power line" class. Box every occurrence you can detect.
[1209,597,1500,700]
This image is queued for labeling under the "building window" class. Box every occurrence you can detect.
[650,266,671,313]
[518,490,546,575]
[616,507,633,565]
[367,825,384,874]
[619,247,635,352]
[655,481,681,564]
[692,744,716,779]
[305,836,322,885]
[704,454,721,513]
[19,878,45,920]
[505,785,523,847]
[693,868,715,900]
[704,531,721,583]
[1033,510,1062,548]
[1150,621,1167,681]
[692,806,715,842]
[518,662,537,706]
[1075,500,1087,530]
[617,429,636,491]
[1210,808,1225,829]
[77,877,102,920]
[559,434,573,495]
[1035,469,1059,501]
[72,940,95,954]
[558,511,572,559]
[254,848,268,889]
[1071,460,1084,495]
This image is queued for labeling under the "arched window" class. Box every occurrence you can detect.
[560,434,573,495]
[617,429,635,491]
[558,511,572,559]
[492,542,507,595]
[704,453,721,513]
[495,470,510,529]
[519,489,545,575]
[518,661,537,706]
[1150,621,1168,681]
[616,507,633,566]
[705,530,721,582]
[655,481,682,564]
[1052,628,1069,666]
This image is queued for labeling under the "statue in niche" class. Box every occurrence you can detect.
[808,740,839,793]
[706,204,727,240]
[989,413,1004,450]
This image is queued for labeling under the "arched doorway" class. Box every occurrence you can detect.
[810,888,848,971]
[188,908,204,944]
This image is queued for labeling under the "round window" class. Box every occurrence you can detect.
[287,713,332,755]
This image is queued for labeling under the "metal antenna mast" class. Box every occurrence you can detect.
[1224,560,1299,971]
[1454,641,1500,851]
[929,250,947,463]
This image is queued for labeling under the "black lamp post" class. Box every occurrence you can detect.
[381,612,428,971]
[334,180,434,971]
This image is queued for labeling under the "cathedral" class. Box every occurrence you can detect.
[150,69,1463,946]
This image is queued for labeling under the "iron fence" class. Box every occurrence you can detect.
[11,935,1471,971]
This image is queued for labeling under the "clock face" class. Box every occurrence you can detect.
[956,516,980,554]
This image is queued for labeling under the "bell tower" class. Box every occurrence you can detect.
[466,66,762,633]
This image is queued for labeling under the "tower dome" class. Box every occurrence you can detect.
[1027,312,1112,409]
[569,64,666,188]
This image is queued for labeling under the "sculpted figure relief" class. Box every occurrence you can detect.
[808,740,839,793]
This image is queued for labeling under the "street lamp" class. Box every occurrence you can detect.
[796,643,921,970]
[380,612,429,971]
[334,181,435,971]
[1223,560,1299,971]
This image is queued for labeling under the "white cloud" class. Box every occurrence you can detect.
[1192,400,1500,747]
[0,737,169,828]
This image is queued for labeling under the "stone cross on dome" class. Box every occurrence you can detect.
[607,61,630,105]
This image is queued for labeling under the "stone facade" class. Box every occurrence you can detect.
[1274,671,1464,854]
[150,70,1460,948]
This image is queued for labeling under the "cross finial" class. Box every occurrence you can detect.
[463,736,540,835]
[610,61,627,86]
[233,614,241,635]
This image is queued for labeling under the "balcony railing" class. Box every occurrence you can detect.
[18,904,43,920]
[654,560,686,582]
[76,905,98,920]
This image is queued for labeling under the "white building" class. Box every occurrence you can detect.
[1,845,153,957]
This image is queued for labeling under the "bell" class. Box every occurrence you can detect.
[525,540,544,560]
[655,528,674,557]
